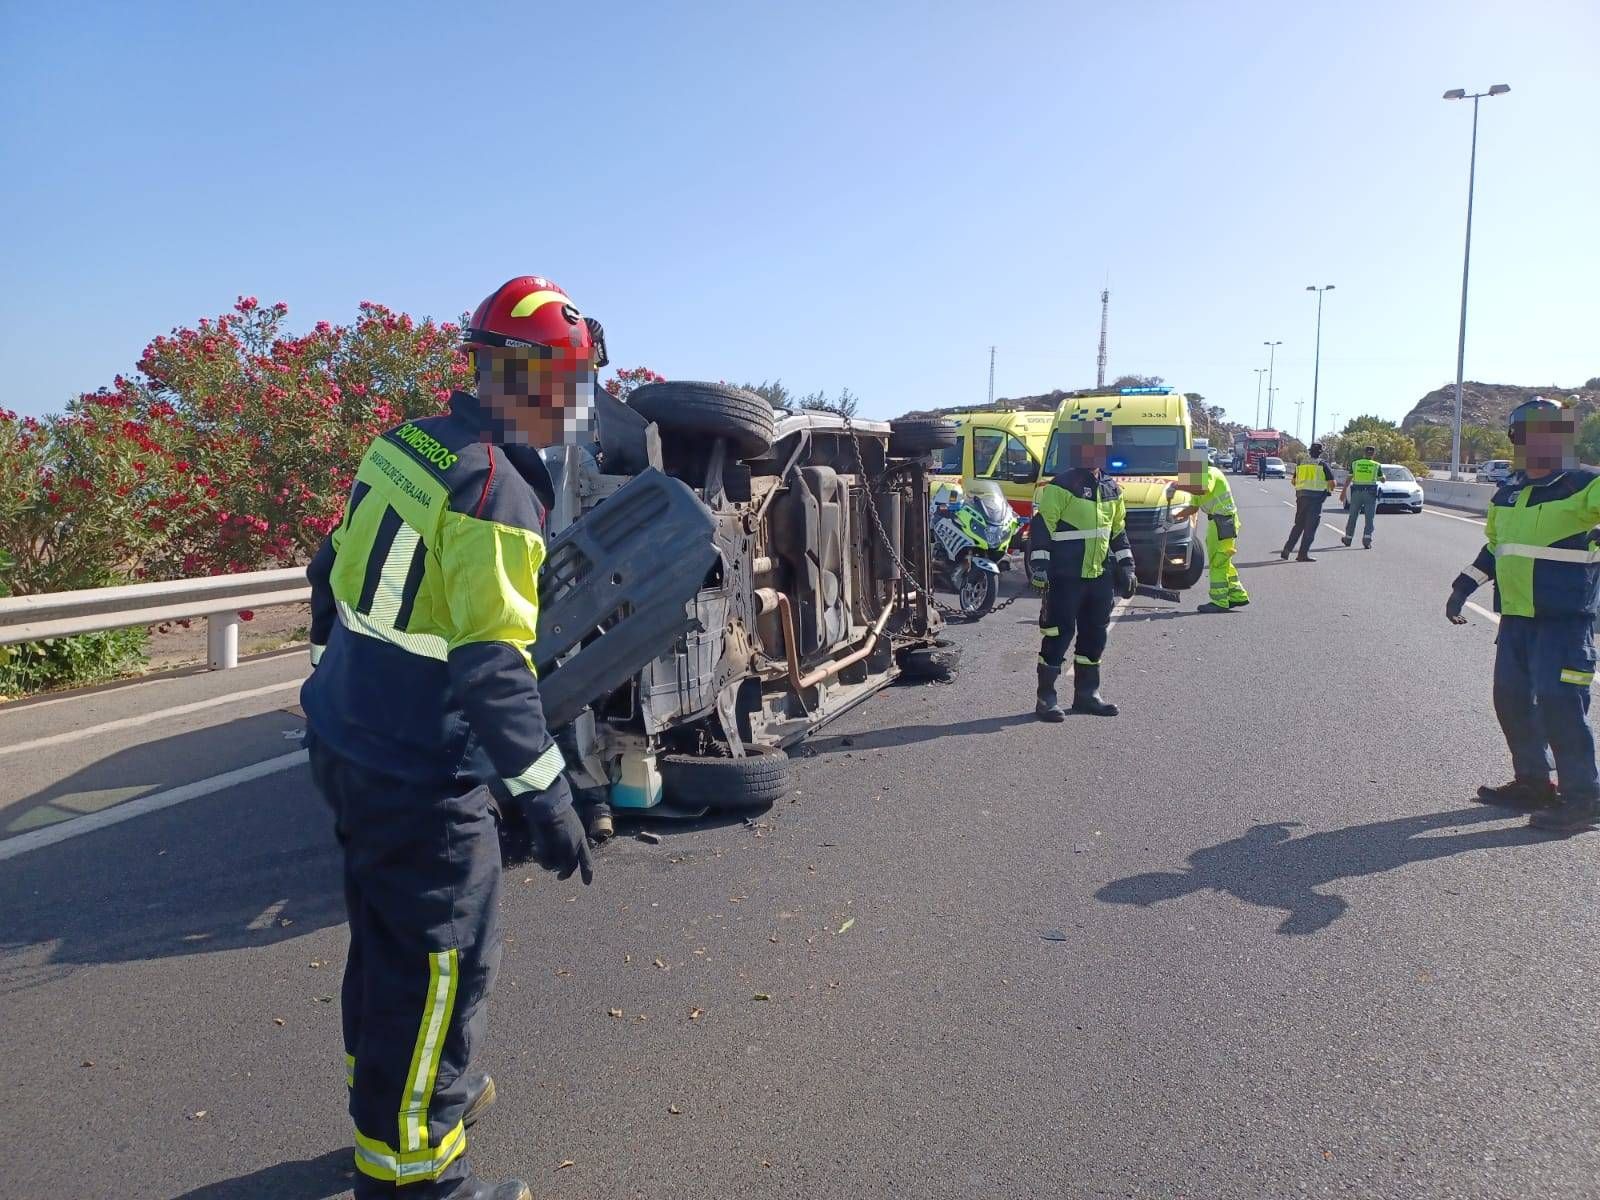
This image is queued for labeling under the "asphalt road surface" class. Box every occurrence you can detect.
[2,481,1596,1200]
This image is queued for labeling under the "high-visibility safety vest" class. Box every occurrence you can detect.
[1452,468,1600,619]
[1032,467,1131,580]
[1350,458,1381,486]
[1295,461,1333,492]
[1184,464,1240,541]
[301,390,566,797]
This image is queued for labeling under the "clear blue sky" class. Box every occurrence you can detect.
[3,0,1596,439]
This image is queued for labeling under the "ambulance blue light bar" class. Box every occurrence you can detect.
[1118,387,1173,395]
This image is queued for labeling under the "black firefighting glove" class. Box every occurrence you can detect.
[497,775,594,884]
[1115,557,1138,599]
[1445,587,1468,625]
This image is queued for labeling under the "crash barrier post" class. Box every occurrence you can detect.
[0,568,310,671]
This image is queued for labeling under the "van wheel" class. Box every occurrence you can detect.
[659,750,793,814]
[888,418,959,456]
[896,641,962,682]
[629,382,777,462]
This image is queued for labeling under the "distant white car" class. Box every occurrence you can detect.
[1263,456,1286,478]
[1475,459,1512,485]
[1345,464,1423,514]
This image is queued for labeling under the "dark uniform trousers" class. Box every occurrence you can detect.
[1493,615,1600,801]
[1039,572,1115,670]
[310,736,501,1197]
[1284,491,1327,556]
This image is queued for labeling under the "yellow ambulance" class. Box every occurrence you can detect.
[932,410,1055,520]
[1037,387,1206,591]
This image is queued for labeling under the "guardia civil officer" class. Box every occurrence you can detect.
[302,277,601,1199]
[1027,418,1137,721]
[1280,442,1336,561]
[1448,397,1600,834]
[1340,445,1381,549]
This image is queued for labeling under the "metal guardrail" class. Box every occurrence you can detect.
[0,567,310,670]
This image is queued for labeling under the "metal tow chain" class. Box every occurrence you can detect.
[842,413,1029,621]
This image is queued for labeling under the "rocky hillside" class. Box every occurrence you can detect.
[1403,379,1600,431]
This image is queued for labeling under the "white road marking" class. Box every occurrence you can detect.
[1423,506,1487,526]
[0,680,302,758]
[1466,601,1500,624]
[0,750,308,861]
[246,898,290,931]
[0,648,309,718]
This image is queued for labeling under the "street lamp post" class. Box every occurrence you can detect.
[1264,341,1283,427]
[1253,368,1267,428]
[1306,285,1335,449]
[1294,399,1305,444]
[1443,83,1510,480]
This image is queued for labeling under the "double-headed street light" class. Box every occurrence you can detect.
[1443,83,1511,479]
[1306,285,1335,450]
[1264,341,1283,428]
[1253,367,1268,428]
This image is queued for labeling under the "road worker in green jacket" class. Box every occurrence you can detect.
[1169,449,1248,612]
[1447,397,1600,834]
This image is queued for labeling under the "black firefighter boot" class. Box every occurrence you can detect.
[1070,662,1119,717]
[1035,664,1065,723]
[462,1072,497,1127]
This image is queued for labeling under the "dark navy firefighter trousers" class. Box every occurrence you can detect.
[1493,615,1600,802]
[310,736,501,1197]
[1039,572,1115,671]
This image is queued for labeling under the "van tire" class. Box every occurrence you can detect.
[659,750,793,813]
[888,418,959,456]
[629,382,777,462]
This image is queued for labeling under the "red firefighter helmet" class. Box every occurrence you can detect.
[463,276,594,359]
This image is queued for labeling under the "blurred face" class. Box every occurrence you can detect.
[1176,449,1207,493]
[1512,408,1576,476]
[477,344,596,446]
[1069,419,1112,470]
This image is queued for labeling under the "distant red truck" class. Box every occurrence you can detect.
[1232,429,1283,475]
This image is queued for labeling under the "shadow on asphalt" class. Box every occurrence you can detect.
[4,710,303,838]
[800,712,1036,756]
[1096,805,1549,935]
[167,1147,353,1199]
[0,719,343,986]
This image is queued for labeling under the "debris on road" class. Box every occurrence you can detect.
[1040,930,1069,942]
[637,831,662,845]
[653,957,668,970]
[557,1160,575,1170]
[689,1008,704,1020]
[836,917,856,934]
[607,1008,623,1019]
[752,993,771,1001]
[669,1105,683,1115]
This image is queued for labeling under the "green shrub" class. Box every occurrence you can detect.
[0,627,148,696]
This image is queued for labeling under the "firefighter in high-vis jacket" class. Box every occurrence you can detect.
[1028,418,1137,721]
[301,277,600,1200]
[1168,449,1248,612]
[1448,397,1600,834]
